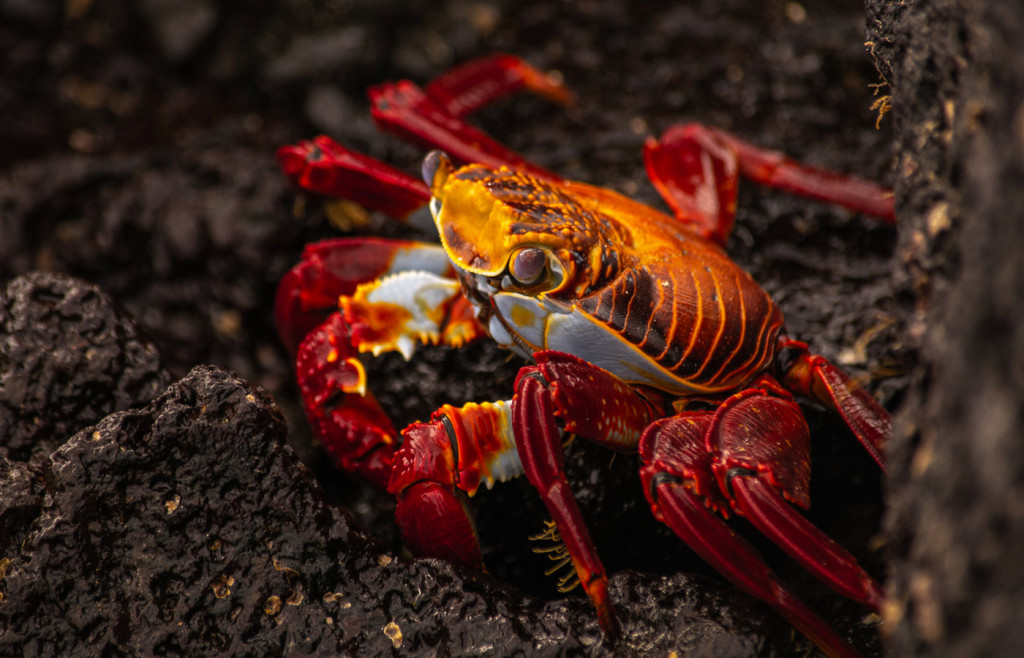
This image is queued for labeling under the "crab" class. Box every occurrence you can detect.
[274,54,894,658]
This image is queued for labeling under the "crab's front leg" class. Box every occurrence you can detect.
[511,352,672,637]
[278,237,486,489]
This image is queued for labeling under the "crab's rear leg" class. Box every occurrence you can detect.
[638,446,861,658]
[776,337,890,470]
[704,383,883,610]
[644,123,895,245]
[639,385,878,658]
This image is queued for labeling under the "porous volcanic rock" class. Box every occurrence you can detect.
[0,272,172,461]
[0,364,788,656]
[866,1,1024,655]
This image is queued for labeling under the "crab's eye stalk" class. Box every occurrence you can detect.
[509,247,547,286]
[422,150,454,194]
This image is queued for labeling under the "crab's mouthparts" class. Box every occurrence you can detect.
[452,267,494,310]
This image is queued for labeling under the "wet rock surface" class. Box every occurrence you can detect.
[0,0,911,655]
[867,1,1024,655]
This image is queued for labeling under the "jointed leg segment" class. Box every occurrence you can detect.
[276,55,571,223]
[510,352,664,637]
[645,123,896,246]
[776,336,889,470]
[639,380,879,658]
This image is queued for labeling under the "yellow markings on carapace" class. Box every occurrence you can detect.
[676,268,704,372]
[509,302,540,330]
[435,160,783,396]
[702,270,748,387]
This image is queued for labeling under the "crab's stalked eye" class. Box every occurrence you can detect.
[422,150,454,193]
[509,247,547,286]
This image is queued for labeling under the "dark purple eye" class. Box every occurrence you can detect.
[422,150,452,189]
[510,247,546,285]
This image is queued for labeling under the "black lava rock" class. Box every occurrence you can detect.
[0,272,172,461]
[0,364,788,656]
[866,1,1024,655]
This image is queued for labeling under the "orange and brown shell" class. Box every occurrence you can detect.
[427,155,785,396]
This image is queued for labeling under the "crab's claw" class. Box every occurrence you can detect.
[275,237,488,489]
[274,238,453,355]
[341,271,469,360]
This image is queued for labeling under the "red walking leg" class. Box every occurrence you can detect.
[278,55,571,212]
[510,351,665,637]
[706,386,885,611]
[276,136,431,221]
[776,336,889,470]
[370,54,571,180]
[423,53,575,119]
[643,122,741,245]
[369,80,560,181]
[642,469,860,658]
[639,397,867,658]
[644,123,895,246]
[512,373,619,636]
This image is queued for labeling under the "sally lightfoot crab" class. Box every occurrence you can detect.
[275,54,894,657]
